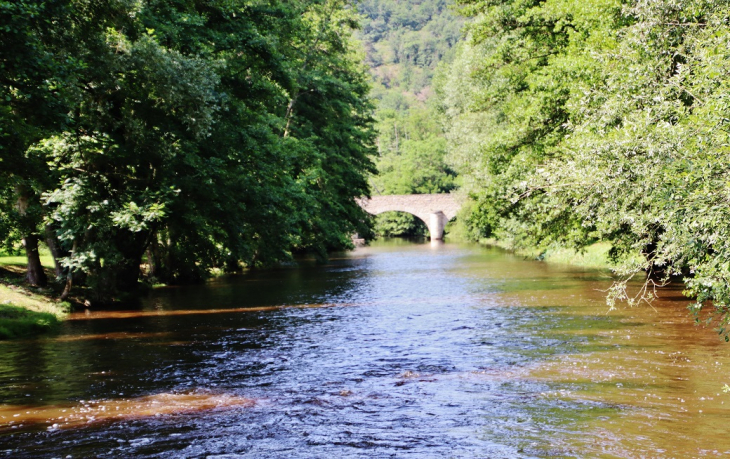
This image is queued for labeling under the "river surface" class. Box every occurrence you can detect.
[1,240,729,458]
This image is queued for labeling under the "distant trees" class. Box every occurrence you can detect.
[373,107,456,196]
[357,0,462,237]
[0,0,375,303]
[358,0,463,91]
[439,0,730,331]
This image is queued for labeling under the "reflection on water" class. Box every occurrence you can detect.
[65,304,340,320]
[0,240,729,458]
[0,391,255,431]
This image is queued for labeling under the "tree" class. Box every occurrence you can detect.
[535,1,730,325]
[2,0,377,304]
[0,0,79,285]
[438,0,623,247]
[439,0,730,335]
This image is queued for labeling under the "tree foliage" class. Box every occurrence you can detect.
[0,0,376,303]
[439,0,730,333]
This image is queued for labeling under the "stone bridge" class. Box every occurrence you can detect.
[358,194,461,241]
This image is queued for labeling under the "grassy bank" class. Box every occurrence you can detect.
[444,216,615,270]
[480,239,614,270]
[0,251,69,339]
[0,303,63,339]
[0,282,69,339]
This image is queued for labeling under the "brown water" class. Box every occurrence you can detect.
[1,240,729,458]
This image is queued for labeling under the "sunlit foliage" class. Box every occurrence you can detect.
[439,0,730,333]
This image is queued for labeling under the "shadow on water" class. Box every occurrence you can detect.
[1,241,729,458]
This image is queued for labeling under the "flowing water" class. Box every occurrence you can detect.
[1,240,729,458]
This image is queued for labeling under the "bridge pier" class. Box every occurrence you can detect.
[428,211,446,241]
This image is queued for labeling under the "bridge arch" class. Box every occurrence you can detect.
[358,194,461,241]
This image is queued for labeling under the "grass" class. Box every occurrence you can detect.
[0,250,55,269]
[536,242,613,269]
[0,303,63,339]
[0,249,70,339]
[0,283,70,339]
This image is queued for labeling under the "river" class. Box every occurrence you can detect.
[1,240,729,458]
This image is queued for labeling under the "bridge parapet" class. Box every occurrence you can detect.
[358,194,462,241]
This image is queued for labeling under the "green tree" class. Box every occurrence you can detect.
[439,0,623,247]
[0,0,79,285]
[1,0,376,304]
[439,0,730,335]
[42,21,220,301]
[535,1,730,325]
[277,0,377,258]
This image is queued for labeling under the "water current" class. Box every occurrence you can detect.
[1,240,729,458]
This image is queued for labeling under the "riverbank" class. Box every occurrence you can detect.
[479,238,614,270]
[0,258,68,339]
[444,216,614,270]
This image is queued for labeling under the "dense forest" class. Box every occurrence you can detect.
[1,0,375,303]
[438,0,730,331]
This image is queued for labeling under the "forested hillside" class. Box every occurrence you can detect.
[439,0,730,331]
[358,0,462,100]
[356,0,463,237]
[0,0,375,303]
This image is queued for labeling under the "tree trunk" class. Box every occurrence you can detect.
[45,225,65,277]
[60,272,73,301]
[15,184,47,286]
[60,239,77,301]
[23,234,47,286]
[146,236,162,279]
[115,253,143,301]
[146,247,157,278]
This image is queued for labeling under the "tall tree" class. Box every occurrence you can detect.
[0,0,78,285]
[440,0,730,334]
[438,0,623,244]
[2,0,376,303]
